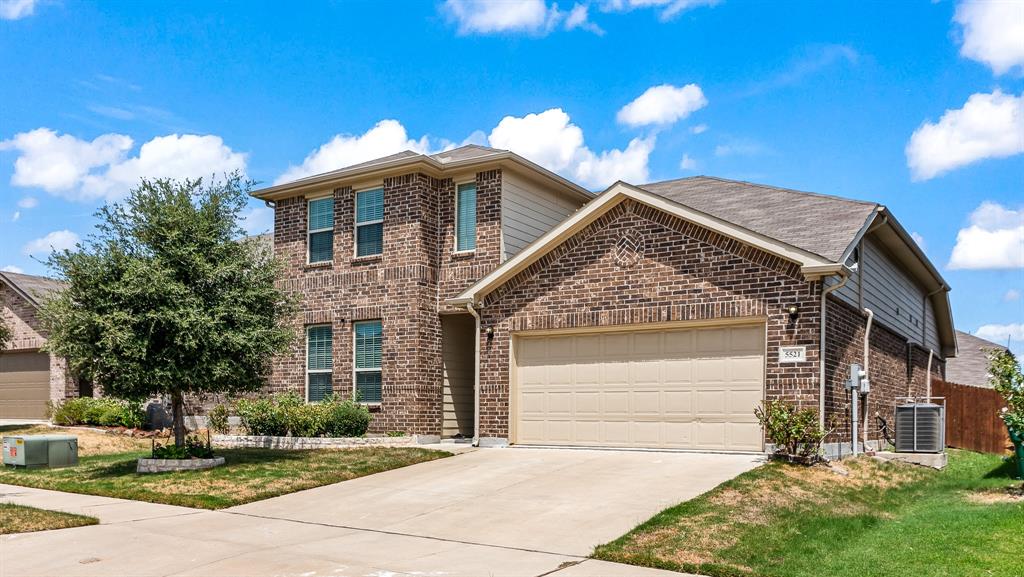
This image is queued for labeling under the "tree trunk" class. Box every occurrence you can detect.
[171,391,185,447]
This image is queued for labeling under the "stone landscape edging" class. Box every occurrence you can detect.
[211,434,437,449]
[137,456,226,473]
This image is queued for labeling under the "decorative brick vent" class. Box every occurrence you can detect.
[136,457,225,474]
[614,229,645,269]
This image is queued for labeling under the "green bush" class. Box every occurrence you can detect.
[235,393,371,438]
[754,400,826,462]
[207,403,230,434]
[152,434,214,459]
[49,397,144,429]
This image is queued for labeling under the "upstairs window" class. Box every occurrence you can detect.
[455,182,477,252]
[355,188,384,257]
[354,320,382,404]
[306,325,333,402]
[307,198,334,264]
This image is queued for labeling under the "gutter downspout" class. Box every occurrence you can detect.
[819,273,850,430]
[926,349,934,399]
[861,308,874,453]
[465,302,481,447]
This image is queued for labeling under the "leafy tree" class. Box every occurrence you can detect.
[0,316,11,350]
[990,348,1024,433]
[40,174,294,446]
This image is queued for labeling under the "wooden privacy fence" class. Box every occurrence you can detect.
[933,380,1011,454]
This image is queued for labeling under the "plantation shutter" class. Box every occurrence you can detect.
[456,183,477,251]
[308,198,334,263]
[354,321,382,403]
[307,325,333,402]
[356,188,384,257]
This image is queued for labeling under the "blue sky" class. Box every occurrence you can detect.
[1,0,1021,352]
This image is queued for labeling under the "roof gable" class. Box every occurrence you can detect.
[0,271,65,308]
[639,176,878,263]
[450,182,837,305]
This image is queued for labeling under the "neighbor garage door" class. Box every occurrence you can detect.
[513,324,764,451]
[0,351,50,419]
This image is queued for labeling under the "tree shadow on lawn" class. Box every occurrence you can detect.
[983,458,1019,480]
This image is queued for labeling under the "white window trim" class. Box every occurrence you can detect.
[305,324,332,403]
[354,187,384,258]
[306,197,334,265]
[453,180,477,254]
[352,320,383,405]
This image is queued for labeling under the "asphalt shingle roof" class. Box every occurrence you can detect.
[0,271,65,307]
[946,330,1008,388]
[638,176,878,262]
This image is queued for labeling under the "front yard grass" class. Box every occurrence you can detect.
[0,503,98,534]
[0,426,450,509]
[594,450,1024,577]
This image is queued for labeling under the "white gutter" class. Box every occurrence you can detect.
[819,272,850,430]
[861,308,874,452]
[465,302,481,447]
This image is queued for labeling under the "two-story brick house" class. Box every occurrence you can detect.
[253,145,957,453]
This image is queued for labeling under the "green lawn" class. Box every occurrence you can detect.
[0,447,450,509]
[0,503,98,534]
[594,450,1024,577]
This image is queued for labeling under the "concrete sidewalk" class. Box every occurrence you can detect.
[0,448,758,576]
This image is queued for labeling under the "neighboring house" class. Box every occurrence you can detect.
[0,271,79,419]
[946,330,1008,388]
[253,144,957,453]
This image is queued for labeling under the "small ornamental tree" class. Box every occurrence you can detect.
[40,174,295,446]
[0,316,11,350]
[990,349,1024,433]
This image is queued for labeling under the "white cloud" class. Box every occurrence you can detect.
[488,108,653,189]
[905,90,1024,181]
[11,211,20,222]
[0,0,36,20]
[565,3,603,34]
[976,323,1024,344]
[443,0,597,35]
[714,138,768,157]
[274,120,431,185]
[240,206,274,236]
[1,265,24,274]
[22,230,80,256]
[954,0,1024,75]
[1005,289,1021,302]
[948,201,1024,270]
[17,196,37,209]
[679,154,697,170]
[601,0,718,21]
[1,128,247,202]
[910,231,927,252]
[617,84,707,128]
[690,124,708,135]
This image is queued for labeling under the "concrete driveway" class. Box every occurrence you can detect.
[2,447,761,577]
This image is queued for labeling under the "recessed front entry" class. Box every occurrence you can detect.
[512,323,765,451]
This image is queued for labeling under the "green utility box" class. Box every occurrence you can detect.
[2,435,78,468]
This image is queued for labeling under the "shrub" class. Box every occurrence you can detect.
[236,397,288,436]
[49,397,144,429]
[755,400,826,462]
[235,393,372,438]
[152,434,214,459]
[207,403,230,434]
[989,349,1024,433]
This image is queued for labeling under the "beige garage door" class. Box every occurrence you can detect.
[514,324,765,451]
[0,351,51,419]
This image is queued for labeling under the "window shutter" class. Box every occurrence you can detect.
[308,198,334,231]
[307,326,333,371]
[354,321,382,369]
[356,188,384,223]
[456,183,477,251]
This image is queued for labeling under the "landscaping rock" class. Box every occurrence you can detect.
[136,456,225,473]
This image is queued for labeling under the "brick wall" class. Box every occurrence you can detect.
[477,199,823,439]
[1,284,75,400]
[269,170,502,434]
[824,296,944,443]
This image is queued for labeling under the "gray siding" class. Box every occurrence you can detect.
[833,236,940,352]
[501,171,582,260]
